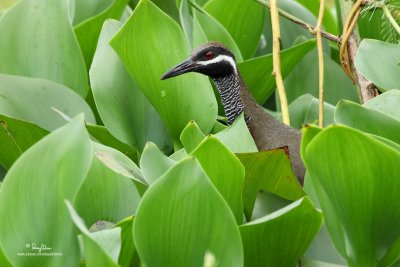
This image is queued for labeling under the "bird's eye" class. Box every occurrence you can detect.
[205,51,214,60]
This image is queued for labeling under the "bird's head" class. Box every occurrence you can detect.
[160,42,237,80]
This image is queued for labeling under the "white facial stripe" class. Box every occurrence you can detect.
[197,55,237,73]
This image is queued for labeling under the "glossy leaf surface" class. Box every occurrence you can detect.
[0,74,95,131]
[91,19,171,152]
[304,126,400,266]
[0,0,88,96]
[133,157,243,267]
[111,0,217,142]
[0,116,92,266]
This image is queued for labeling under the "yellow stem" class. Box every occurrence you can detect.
[315,0,325,128]
[270,0,290,125]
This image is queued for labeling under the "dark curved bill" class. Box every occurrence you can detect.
[160,58,198,80]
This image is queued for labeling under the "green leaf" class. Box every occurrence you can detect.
[0,0,88,97]
[284,50,359,105]
[215,114,258,153]
[179,0,194,45]
[0,116,92,266]
[192,7,243,61]
[238,149,305,220]
[239,197,323,267]
[204,0,264,59]
[86,124,138,164]
[92,142,146,186]
[0,74,95,131]
[90,19,172,153]
[364,90,400,120]
[139,142,176,185]
[303,174,347,265]
[73,0,112,25]
[355,39,400,91]
[152,0,180,22]
[65,201,120,267]
[75,0,129,67]
[304,126,400,266]
[180,120,206,154]
[0,114,48,170]
[239,39,316,105]
[111,0,217,142]
[289,94,335,129]
[116,217,140,267]
[74,142,141,227]
[296,0,338,35]
[191,136,244,223]
[335,100,400,145]
[133,157,243,267]
[300,124,322,158]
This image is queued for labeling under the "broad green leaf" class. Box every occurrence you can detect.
[284,50,359,105]
[250,191,293,220]
[303,174,347,265]
[240,197,323,267]
[289,94,335,129]
[355,39,400,91]
[0,116,92,266]
[193,8,243,61]
[296,0,338,34]
[215,114,258,153]
[180,120,206,153]
[116,217,140,267]
[300,124,322,158]
[74,142,141,227]
[204,0,264,59]
[92,142,147,190]
[0,74,95,131]
[169,147,188,161]
[258,0,321,54]
[65,201,120,267]
[73,0,112,25]
[111,0,217,142]
[90,19,172,153]
[335,100,400,145]
[304,126,400,266]
[238,149,305,220]
[140,142,176,185]
[87,124,138,163]
[239,39,316,105]
[364,89,400,120]
[191,136,244,223]
[301,259,347,267]
[0,0,88,97]
[0,248,12,267]
[179,0,194,45]
[192,8,209,47]
[133,157,243,267]
[75,0,128,67]
[152,0,180,21]
[0,114,48,170]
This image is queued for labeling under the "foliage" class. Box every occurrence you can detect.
[0,0,399,266]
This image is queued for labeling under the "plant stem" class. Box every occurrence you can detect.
[382,5,400,34]
[255,0,340,43]
[315,0,325,128]
[339,0,378,103]
[270,0,290,125]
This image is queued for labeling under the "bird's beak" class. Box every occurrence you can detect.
[160,58,199,80]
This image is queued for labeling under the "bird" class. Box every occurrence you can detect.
[161,42,305,184]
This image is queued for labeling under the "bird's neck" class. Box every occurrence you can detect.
[212,73,244,125]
